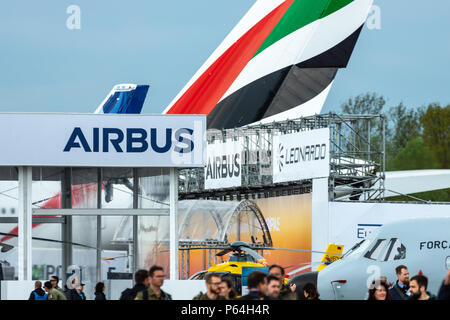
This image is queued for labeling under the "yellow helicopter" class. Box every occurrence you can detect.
[188,241,343,294]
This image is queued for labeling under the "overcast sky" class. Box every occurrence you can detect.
[0,0,448,114]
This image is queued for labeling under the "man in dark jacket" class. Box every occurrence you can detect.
[389,265,410,300]
[437,270,450,300]
[119,269,149,300]
[135,265,172,300]
[29,281,47,300]
[239,271,269,300]
[67,283,87,300]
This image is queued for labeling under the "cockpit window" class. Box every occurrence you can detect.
[364,239,387,260]
[384,238,406,261]
[363,238,406,261]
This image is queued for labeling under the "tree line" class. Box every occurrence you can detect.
[340,93,449,201]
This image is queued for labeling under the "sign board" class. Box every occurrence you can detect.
[0,113,206,167]
[272,128,329,183]
[204,140,242,190]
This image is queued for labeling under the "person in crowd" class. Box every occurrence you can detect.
[266,275,282,300]
[64,278,78,299]
[135,265,172,300]
[378,276,392,288]
[63,284,71,300]
[67,283,87,300]
[94,282,107,300]
[120,269,149,300]
[29,281,47,300]
[409,274,436,300]
[219,276,237,300]
[437,270,450,300]
[367,281,392,300]
[303,282,320,300]
[239,271,269,300]
[269,264,296,300]
[49,276,65,295]
[193,273,226,300]
[44,281,67,300]
[390,265,410,300]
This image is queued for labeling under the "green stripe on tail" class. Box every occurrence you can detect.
[254,0,353,57]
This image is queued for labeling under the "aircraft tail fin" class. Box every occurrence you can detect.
[94,84,149,114]
[316,244,344,271]
[165,0,373,129]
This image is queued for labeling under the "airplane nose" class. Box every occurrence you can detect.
[287,271,318,300]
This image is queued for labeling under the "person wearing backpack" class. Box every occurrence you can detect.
[119,269,149,300]
[29,281,48,300]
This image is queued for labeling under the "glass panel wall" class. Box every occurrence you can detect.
[0,167,18,280]
[31,168,63,284]
[137,168,170,272]
[71,168,98,209]
[101,168,134,280]
[72,215,97,299]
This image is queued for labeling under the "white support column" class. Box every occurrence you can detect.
[169,168,179,280]
[311,177,330,263]
[18,166,32,281]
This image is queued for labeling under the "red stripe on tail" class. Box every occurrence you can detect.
[166,0,294,116]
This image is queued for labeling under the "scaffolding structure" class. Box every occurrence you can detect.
[175,114,386,278]
[179,113,386,202]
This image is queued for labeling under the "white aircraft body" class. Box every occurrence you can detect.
[316,218,450,300]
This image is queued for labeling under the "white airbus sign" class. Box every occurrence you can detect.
[272,128,330,183]
[0,113,206,167]
[204,140,242,190]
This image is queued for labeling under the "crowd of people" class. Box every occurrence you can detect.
[367,265,450,301]
[28,264,450,301]
[28,275,104,301]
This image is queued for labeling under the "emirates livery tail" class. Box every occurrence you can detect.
[164,0,373,129]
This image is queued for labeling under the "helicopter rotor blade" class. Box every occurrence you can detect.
[240,246,264,261]
[177,246,342,256]
[216,249,232,257]
[264,247,342,256]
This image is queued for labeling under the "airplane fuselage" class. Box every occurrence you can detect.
[317,218,450,300]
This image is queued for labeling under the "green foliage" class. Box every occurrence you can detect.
[341,92,386,115]
[420,104,450,169]
[390,138,439,171]
[389,103,423,151]
[340,94,450,202]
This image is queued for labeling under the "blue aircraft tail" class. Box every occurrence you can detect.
[94,84,149,114]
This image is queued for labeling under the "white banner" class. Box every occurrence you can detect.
[204,140,242,189]
[272,128,330,183]
[0,113,206,167]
